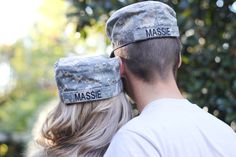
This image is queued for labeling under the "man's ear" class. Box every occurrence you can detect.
[178,54,182,68]
[117,56,125,75]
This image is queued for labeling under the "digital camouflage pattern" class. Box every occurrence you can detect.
[106,1,180,56]
[54,56,123,104]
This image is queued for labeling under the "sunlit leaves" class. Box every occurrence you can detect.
[0,0,68,134]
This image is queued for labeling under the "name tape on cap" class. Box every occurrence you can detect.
[145,27,171,37]
[74,90,102,102]
[133,26,178,41]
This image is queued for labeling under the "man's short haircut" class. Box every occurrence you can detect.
[120,38,181,82]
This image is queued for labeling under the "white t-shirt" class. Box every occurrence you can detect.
[104,98,236,157]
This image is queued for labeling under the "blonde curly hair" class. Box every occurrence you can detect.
[34,92,132,157]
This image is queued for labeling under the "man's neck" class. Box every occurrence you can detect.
[133,78,184,112]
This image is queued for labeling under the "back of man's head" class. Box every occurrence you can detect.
[106,1,181,82]
[121,38,181,82]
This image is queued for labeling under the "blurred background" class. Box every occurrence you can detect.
[0,0,235,156]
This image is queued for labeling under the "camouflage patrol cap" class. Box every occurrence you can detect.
[54,56,123,104]
[106,1,180,57]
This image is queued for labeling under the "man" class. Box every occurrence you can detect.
[104,1,236,157]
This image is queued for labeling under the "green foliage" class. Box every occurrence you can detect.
[0,0,71,156]
[67,0,236,124]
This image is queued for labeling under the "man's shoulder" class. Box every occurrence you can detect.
[104,115,162,157]
[117,111,164,137]
[119,112,152,131]
[119,99,190,133]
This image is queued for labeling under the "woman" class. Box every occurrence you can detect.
[32,56,132,157]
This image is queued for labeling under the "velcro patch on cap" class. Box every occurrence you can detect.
[133,26,180,41]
